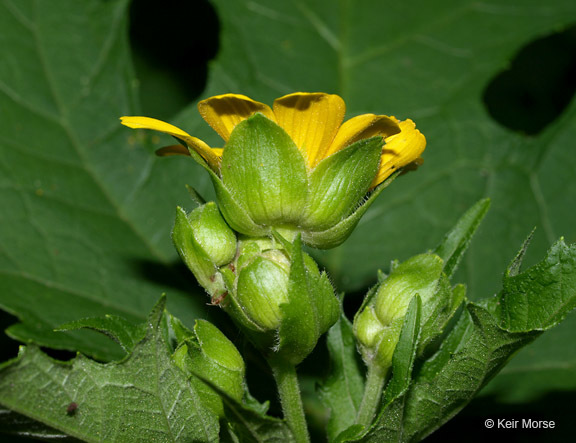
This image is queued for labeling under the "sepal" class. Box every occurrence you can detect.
[187,202,237,266]
[276,235,340,364]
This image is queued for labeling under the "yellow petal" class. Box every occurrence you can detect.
[327,114,401,158]
[197,94,276,142]
[371,119,426,188]
[273,92,345,168]
[120,116,221,170]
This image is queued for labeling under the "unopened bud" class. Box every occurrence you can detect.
[172,203,236,294]
[354,253,463,371]
[222,235,339,364]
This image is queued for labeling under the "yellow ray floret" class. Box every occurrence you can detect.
[120,116,222,170]
[121,93,426,188]
[328,114,401,159]
[372,118,426,188]
[272,93,346,168]
[198,94,276,142]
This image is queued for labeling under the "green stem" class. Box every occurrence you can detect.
[268,356,310,443]
[356,365,388,428]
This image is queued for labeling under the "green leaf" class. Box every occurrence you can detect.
[402,303,540,442]
[339,236,576,441]
[398,238,576,440]
[319,312,365,442]
[219,389,294,443]
[56,314,146,354]
[496,238,576,331]
[194,0,576,298]
[434,198,491,278]
[0,298,220,442]
[303,137,384,231]
[0,0,211,360]
[417,278,465,355]
[4,0,576,426]
[506,228,536,278]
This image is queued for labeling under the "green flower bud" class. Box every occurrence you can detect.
[188,202,237,266]
[221,234,340,364]
[354,253,464,371]
[235,251,290,330]
[214,114,387,249]
[172,203,236,296]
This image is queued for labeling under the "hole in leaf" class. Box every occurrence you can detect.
[40,347,76,362]
[0,311,21,361]
[483,24,576,135]
[129,0,220,119]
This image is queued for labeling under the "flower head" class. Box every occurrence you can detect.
[121,92,426,248]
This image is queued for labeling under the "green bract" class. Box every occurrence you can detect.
[236,251,290,330]
[221,115,308,228]
[354,253,465,372]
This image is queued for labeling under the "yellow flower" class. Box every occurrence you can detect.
[121,92,425,188]
[121,92,426,248]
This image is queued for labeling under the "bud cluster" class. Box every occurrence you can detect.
[353,254,465,372]
[173,203,339,364]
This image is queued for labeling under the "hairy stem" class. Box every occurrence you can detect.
[356,365,388,428]
[268,356,310,443]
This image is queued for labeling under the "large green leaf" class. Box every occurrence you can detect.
[0,0,213,360]
[0,298,220,442]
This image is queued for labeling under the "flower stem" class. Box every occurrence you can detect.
[268,356,310,443]
[356,365,388,428]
